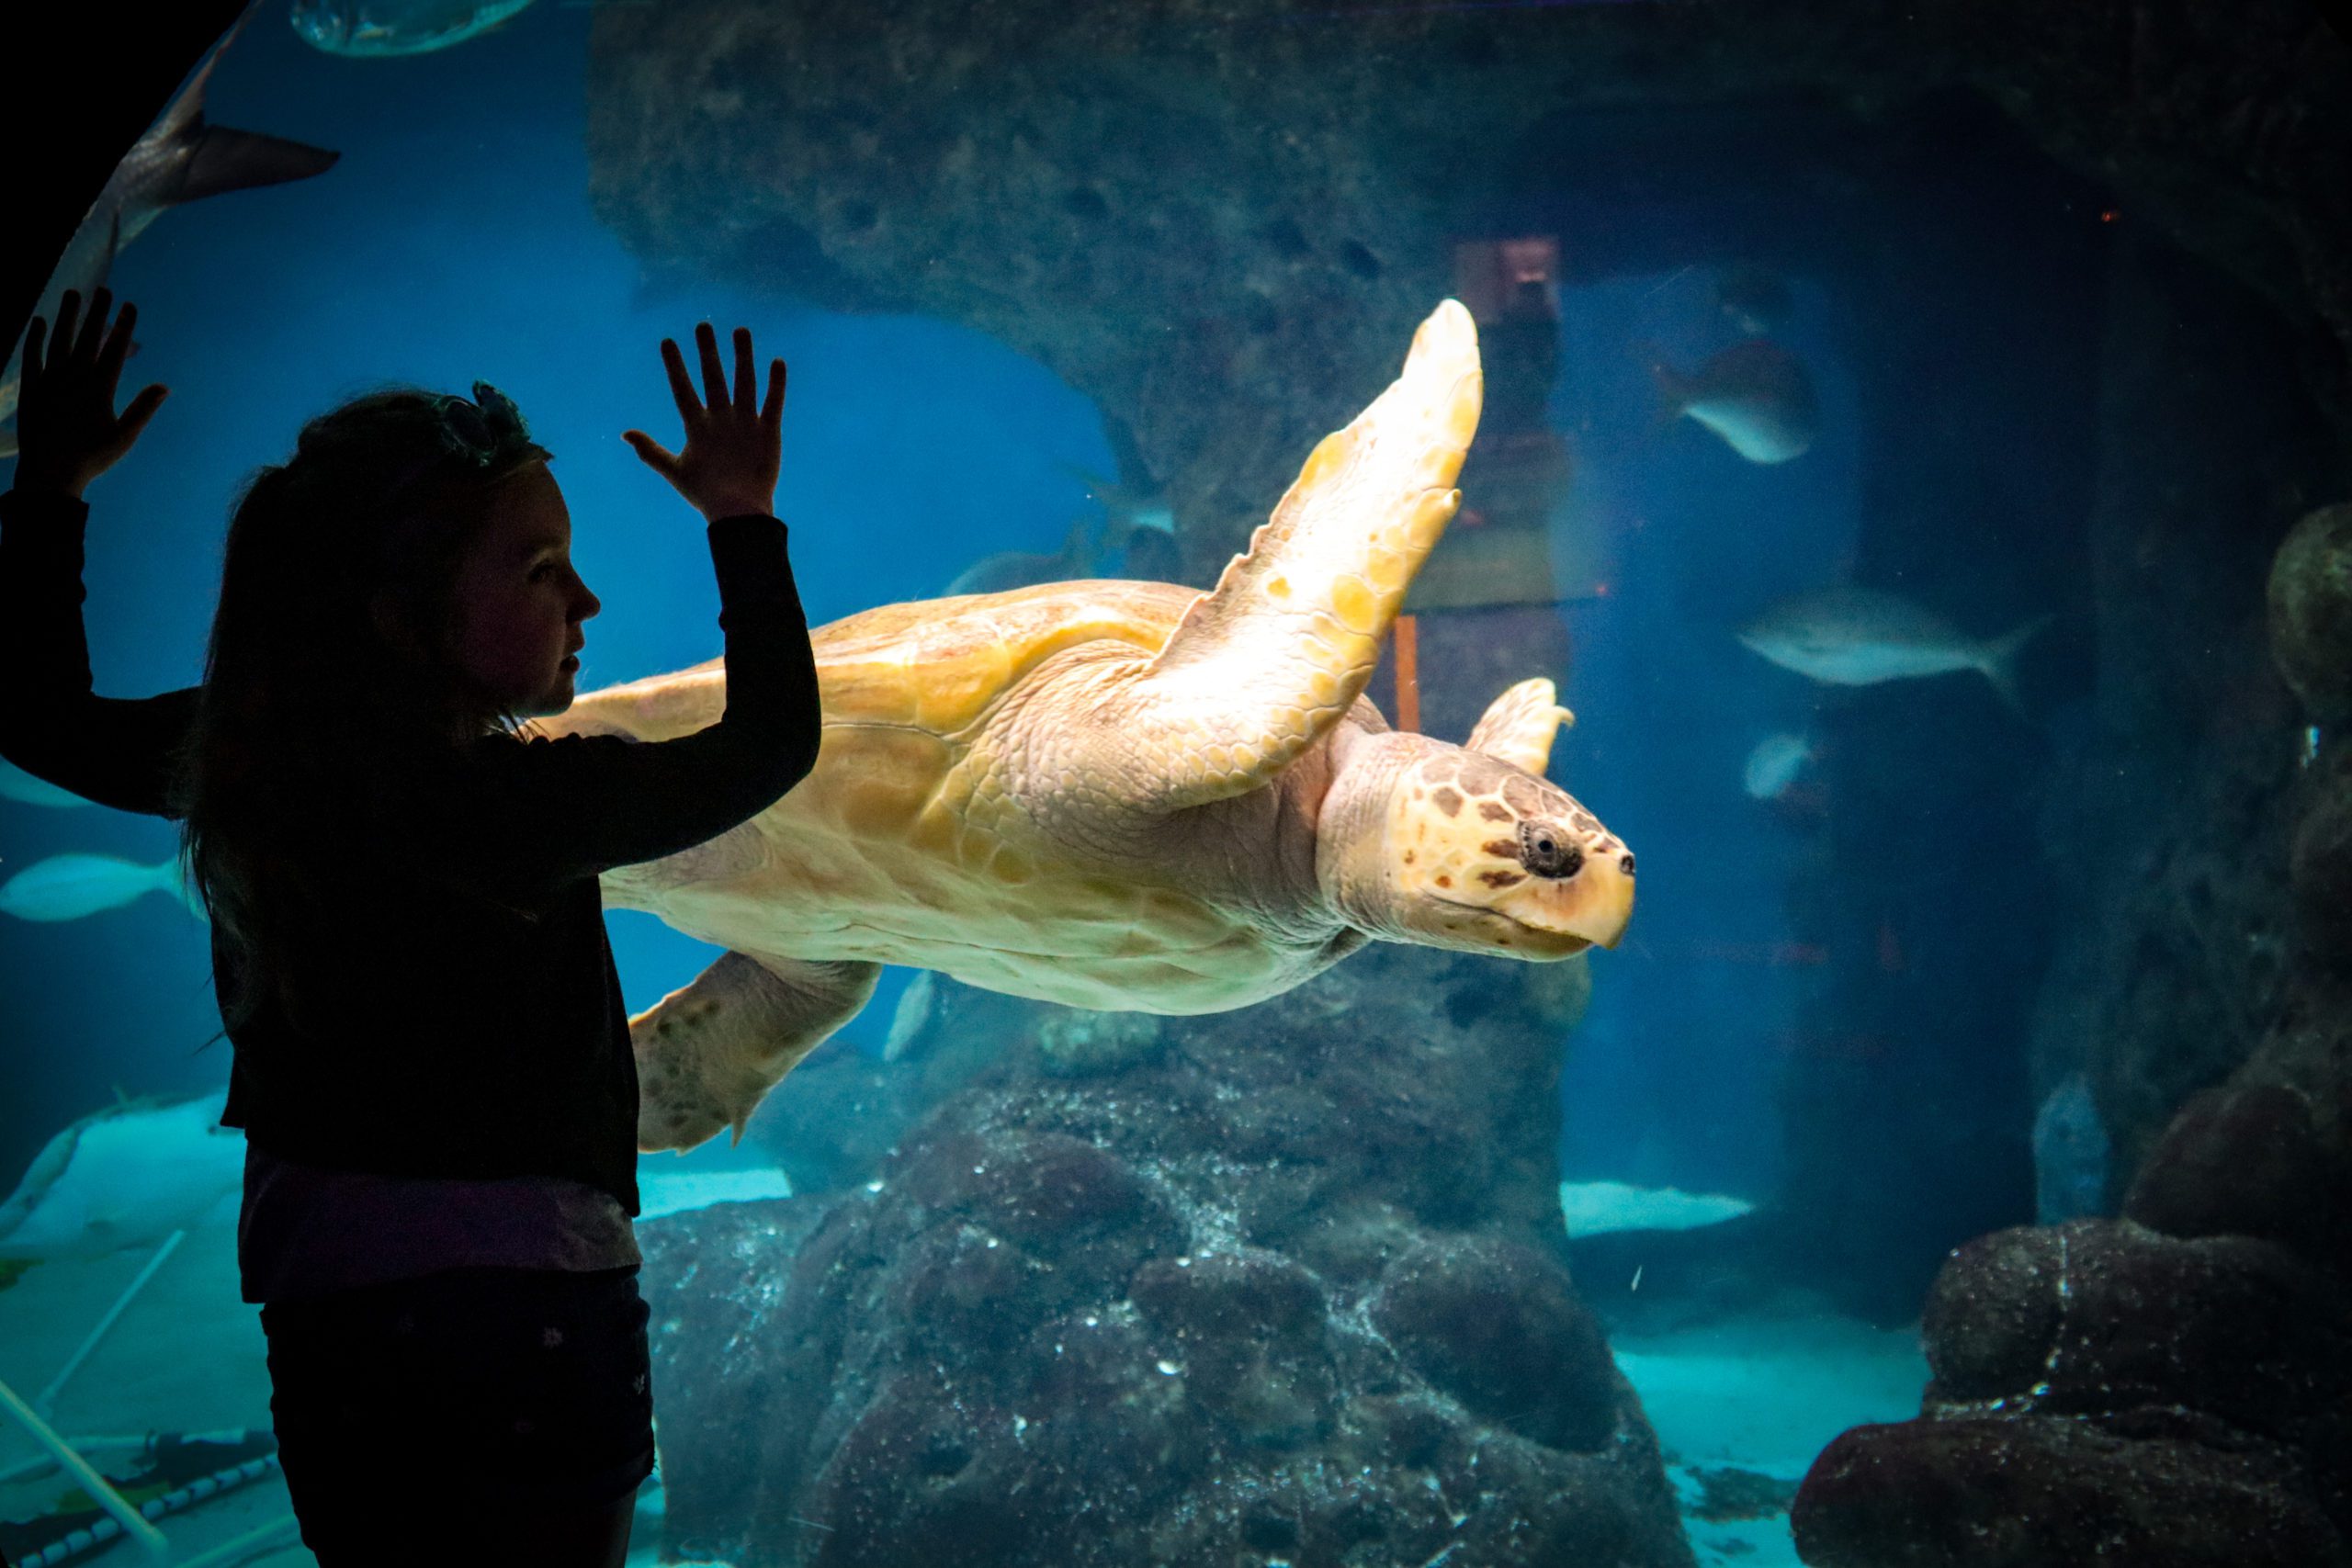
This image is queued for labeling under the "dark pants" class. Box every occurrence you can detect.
[259,1265,654,1564]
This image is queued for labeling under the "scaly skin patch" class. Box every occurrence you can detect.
[1318,723,1634,959]
[631,952,878,1152]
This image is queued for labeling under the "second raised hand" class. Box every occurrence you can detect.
[622,321,788,524]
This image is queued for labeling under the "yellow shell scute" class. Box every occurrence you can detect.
[814,580,1188,737]
[1443,372,1484,448]
[819,728,948,838]
[914,640,1012,731]
[1330,575,1377,634]
[1298,428,1354,489]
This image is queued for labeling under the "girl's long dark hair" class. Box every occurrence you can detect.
[175,386,549,1034]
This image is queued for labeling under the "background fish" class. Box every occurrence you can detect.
[941,467,1183,595]
[880,970,937,1063]
[0,759,94,809]
[1737,585,2051,710]
[0,852,201,922]
[1651,338,1819,465]
[291,0,540,56]
[1742,731,1814,800]
[1559,1179,1756,1237]
[1062,463,1176,541]
[1713,263,1792,335]
[942,516,1100,597]
[1,7,339,457]
[0,1091,241,1261]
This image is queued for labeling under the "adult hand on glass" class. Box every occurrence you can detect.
[14,288,169,501]
[623,321,786,524]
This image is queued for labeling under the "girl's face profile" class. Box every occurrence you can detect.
[447,462,601,719]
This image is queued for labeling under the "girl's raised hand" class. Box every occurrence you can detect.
[15,288,169,501]
[622,321,786,524]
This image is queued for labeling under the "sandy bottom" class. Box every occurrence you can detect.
[3,1169,1923,1568]
[0,1157,782,1567]
[1614,1305,1931,1567]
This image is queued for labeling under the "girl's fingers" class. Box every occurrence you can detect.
[695,321,727,414]
[51,293,83,367]
[659,338,700,426]
[97,305,138,395]
[731,327,755,415]
[117,384,169,445]
[762,357,787,431]
[18,318,44,392]
[621,428,681,481]
[76,289,115,361]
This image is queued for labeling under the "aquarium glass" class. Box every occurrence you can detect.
[5,5,2344,1567]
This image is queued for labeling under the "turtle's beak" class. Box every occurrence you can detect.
[1562,847,1635,950]
[1476,810,1636,954]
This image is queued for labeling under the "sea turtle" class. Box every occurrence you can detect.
[546,301,1637,1151]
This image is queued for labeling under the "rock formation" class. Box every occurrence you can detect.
[639,948,1695,1567]
[583,3,2352,1560]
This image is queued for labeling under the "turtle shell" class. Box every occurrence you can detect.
[814,578,1194,737]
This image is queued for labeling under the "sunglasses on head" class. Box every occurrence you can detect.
[426,382,528,466]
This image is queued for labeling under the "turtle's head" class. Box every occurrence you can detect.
[1318,731,1634,958]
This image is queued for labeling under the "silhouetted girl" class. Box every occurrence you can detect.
[0,288,820,1565]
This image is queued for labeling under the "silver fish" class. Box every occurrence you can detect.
[1713,264,1792,336]
[941,463,1185,598]
[880,970,938,1063]
[943,517,1101,598]
[0,759,94,809]
[1741,732,1813,800]
[1061,464,1177,543]
[2,9,339,457]
[291,0,538,56]
[0,852,199,922]
[1652,338,1819,465]
[1738,586,2050,710]
[1558,1179,1754,1237]
[0,1091,240,1260]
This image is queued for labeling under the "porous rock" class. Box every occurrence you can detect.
[642,944,1690,1567]
[1791,1219,2352,1566]
[2268,502,2352,724]
[1794,1416,2347,1568]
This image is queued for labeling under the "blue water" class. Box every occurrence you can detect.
[1,6,1863,1203]
[2,10,1977,1563]
[6,8,1114,1160]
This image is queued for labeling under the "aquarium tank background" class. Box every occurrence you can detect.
[3,2,2350,1565]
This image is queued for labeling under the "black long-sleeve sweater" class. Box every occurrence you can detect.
[0,485,822,1214]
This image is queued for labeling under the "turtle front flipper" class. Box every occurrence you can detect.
[1465,678,1574,777]
[633,951,880,1153]
[1132,301,1482,807]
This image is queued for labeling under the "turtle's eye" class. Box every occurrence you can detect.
[1520,822,1583,879]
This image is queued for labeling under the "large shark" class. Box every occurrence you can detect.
[1,6,339,457]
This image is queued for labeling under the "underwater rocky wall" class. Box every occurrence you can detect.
[583,0,2352,567]
[584,5,2352,1562]
[636,949,1704,1568]
[1787,233,2352,1568]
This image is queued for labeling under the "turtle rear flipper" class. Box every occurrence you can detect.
[1132,301,1482,807]
[633,951,879,1153]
